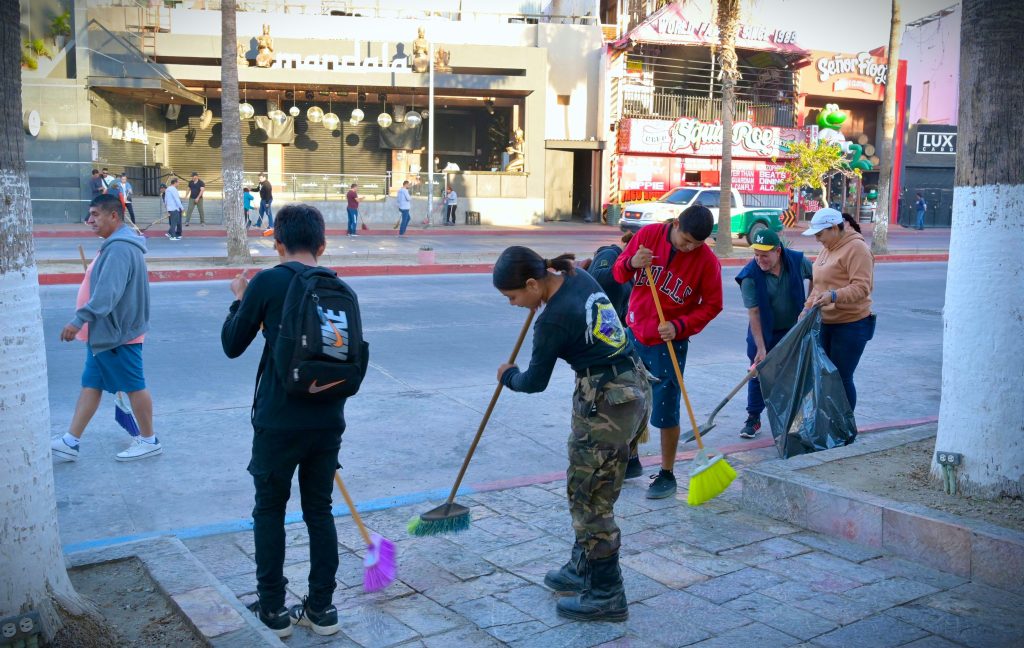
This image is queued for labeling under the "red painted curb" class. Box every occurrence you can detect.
[36,254,946,285]
[468,416,938,492]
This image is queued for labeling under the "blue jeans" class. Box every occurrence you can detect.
[346,208,358,235]
[820,315,876,411]
[398,209,411,235]
[257,200,273,228]
[746,328,790,417]
[915,210,925,229]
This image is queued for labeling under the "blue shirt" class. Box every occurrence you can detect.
[397,187,412,210]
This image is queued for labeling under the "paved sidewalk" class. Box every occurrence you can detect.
[185,439,1021,648]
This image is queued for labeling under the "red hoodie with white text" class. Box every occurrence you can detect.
[612,222,723,347]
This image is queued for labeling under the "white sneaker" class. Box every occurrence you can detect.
[51,437,79,462]
[116,437,162,462]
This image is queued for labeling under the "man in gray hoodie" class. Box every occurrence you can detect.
[52,195,162,462]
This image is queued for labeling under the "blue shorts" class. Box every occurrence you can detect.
[628,330,688,429]
[82,344,146,393]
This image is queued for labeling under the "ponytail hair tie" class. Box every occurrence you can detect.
[543,258,551,269]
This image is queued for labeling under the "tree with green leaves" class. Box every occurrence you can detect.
[774,141,861,208]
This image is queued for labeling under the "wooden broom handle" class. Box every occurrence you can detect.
[443,309,535,504]
[78,245,88,272]
[643,265,705,450]
[334,472,372,546]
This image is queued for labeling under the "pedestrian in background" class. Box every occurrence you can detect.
[114,173,136,224]
[52,194,160,463]
[88,169,105,199]
[494,246,650,622]
[185,171,206,226]
[914,192,927,230]
[346,183,360,237]
[397,180,412,236]
[164,177,184,240]
[444,184,458,226]
[221,205,349,639]
[100,168,115,193]
[243,187,255,228]
[256,173,274,229]
[802,208,876,412]
[735,229,812,439]
[611,205,723,500]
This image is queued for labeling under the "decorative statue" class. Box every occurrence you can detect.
[236,40,248,66]
[411,27,429,73]
[815,103,873,171]
[434,46,451,73]
[505,128,525,173]
[255,24,274,68]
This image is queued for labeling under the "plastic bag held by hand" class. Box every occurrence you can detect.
[755,307,857,458]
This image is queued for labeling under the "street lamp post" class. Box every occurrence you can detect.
[427,41,435,227]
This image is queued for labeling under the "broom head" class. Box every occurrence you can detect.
[407,502,471,537]
[363,533,397,592]
[687,448,736,506]
[262,228,274,237]
[114,392,141,437]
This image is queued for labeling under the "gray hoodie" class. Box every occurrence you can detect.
[71,225,150,353]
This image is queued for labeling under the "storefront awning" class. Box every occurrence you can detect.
[87,76,205,105]
[611,1,809,60]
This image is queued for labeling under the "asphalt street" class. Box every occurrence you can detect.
[43,263,947,547]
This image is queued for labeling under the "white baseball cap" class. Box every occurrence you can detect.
[802,208,844,236]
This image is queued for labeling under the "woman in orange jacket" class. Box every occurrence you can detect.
[802,208,876,411]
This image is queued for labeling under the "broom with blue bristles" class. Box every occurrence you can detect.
[643,265,736,505]
[407,309,535,536]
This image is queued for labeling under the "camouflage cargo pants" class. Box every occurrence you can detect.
[567,366,652,559]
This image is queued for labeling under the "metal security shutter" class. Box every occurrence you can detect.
[91,91,153,169]
[165,104,266,191]
[282,113,342,175]
[341,120,388,175]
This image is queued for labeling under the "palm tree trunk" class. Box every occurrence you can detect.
[871,0,901,255]
[221,0,251,265]
[933,0,1024,498]
[0,4,113,643]
[715,0,740,257]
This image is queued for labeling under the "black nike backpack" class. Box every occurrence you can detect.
[273,262,369,400]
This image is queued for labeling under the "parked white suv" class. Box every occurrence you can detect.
[619,186,784,244]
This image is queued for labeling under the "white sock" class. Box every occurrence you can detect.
[63,433,80,448]
[139,435,158,445]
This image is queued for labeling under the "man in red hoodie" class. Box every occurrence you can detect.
[612,205,723,499]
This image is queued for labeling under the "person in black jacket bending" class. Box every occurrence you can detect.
[221,205,345,639]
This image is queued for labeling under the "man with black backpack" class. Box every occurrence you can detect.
[221,204,368,639]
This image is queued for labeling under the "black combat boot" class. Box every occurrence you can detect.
[544,543,584,593]
[556,553,628,622]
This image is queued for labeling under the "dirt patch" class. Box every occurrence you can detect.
[802,438,1024,532]
[68,558,207,648]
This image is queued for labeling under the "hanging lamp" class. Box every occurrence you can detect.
[239,85,254,120]
[377,93,393,128]
[323,93,340,131]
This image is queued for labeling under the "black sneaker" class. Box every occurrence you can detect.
[289,597,339,636]
[646,469,677,499]
[625,455,643,479]
[247,600,292,638]
[740,415,761,439]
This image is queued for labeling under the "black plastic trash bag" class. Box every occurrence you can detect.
[756,307,857,458]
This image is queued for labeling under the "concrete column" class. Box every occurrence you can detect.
[267,143,283,193]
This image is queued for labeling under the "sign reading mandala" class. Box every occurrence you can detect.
[274,40,412,72]
[619,118,804,158]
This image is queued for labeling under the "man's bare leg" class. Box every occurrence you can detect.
[68,388,103,439]
[660,425,680,472]
[126,389,155,438]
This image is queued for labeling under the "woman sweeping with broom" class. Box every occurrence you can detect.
[493,246,651,622]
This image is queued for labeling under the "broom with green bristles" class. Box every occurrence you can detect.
[408,309,535,536]
[643,265,736,505]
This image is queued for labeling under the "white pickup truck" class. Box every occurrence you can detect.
[619,186,785,244]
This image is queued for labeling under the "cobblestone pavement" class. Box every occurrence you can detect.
[186,445,1023,648]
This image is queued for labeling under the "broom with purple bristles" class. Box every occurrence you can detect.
[333,472,396,592]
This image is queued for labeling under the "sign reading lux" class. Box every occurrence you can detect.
[917,131,957,154]
[274,40,412,72]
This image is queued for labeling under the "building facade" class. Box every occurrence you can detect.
[20,0,607,226]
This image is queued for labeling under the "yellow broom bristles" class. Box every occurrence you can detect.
[637,425,651,445]
[687,454,737,506]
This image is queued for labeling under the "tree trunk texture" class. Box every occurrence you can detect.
[933,0,1024,498]
[0,4,113,644]
[221,0,251,265]
[871,0,901,255]
[715,0,740,257]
